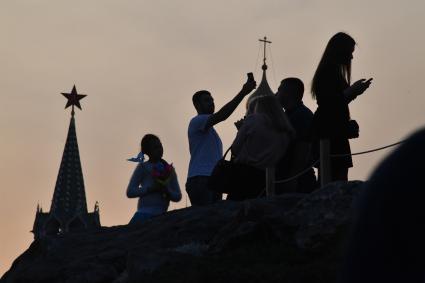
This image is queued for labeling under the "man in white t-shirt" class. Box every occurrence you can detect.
[187,74,256,206]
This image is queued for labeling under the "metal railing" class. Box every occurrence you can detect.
[264,139,405,197]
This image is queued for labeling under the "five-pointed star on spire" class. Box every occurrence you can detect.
[61,85,87,111]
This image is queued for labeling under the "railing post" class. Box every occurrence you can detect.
[320,139,331,187]
[265,167,275,197]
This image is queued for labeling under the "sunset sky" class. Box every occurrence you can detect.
[1,0,425,275]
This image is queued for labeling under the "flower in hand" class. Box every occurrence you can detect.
[151,161,174,198]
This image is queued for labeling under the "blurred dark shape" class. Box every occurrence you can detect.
[340,128,425,283]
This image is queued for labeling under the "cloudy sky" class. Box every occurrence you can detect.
[1,0,424,275]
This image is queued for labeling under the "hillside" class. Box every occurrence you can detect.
[1,181,363,283]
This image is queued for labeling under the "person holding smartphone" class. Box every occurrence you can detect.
[311,32,373,181]
[186,73,256,206]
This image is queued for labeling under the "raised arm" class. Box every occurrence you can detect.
[204,75,256,130]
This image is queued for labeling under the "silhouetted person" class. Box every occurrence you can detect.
[340,128,425,283]
[275,78,318,193]
[228,95,295,201]
[127,134,182,224]
[186,74,256,206]
[311,32,372,181]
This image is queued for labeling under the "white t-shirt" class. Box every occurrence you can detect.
[187,114,223,178]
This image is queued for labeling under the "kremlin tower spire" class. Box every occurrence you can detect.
[32,86,100,239]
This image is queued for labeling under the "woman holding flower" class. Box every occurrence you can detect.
[126,134,181,225]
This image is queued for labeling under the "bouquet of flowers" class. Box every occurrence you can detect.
[152,161,174,198]
[152,161,174,185]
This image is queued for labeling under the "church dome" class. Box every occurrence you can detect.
[246,37,275,114]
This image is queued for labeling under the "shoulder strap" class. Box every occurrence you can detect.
[223,146,232,158]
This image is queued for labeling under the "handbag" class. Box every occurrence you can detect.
[347,120,359,139]
[208,147,237,194]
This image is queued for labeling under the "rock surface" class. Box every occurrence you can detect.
[1,181,363,283]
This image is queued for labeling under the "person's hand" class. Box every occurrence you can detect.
[234,117,245,130]
[241,73,257,95]
[348,78,373,97]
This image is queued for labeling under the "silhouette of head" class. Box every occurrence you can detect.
[192,90,214,114]
[276,77,304,110]
[141,134,163,162]
[341,128,425,283]
[254,95,294,136]
[312,32,356,98]
[325,32,355,65]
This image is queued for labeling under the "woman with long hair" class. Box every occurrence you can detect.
[311,32,372,181]
[126,134,181,224]
[228,95,294,200]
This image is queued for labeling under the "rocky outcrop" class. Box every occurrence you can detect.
[1,181,363,283]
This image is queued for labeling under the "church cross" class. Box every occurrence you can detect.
[259,36,272,66]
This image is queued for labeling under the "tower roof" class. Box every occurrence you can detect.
[251,66,275,97]
[246,36,275,113]
[50,114,88,221]
[33,86,100,238]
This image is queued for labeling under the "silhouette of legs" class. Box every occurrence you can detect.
[186,176,221,206]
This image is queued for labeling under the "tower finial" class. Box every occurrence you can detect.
[246,36,275,114]
[259,36,272,71]
[61,85,87,116]
[32,87,99,239]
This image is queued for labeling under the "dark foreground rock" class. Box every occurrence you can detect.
[2,181,363,283]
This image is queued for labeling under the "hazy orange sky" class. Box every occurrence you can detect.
[1,0,425,275]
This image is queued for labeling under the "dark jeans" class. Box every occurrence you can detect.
[186,176,222,206]
[226,164,265,201]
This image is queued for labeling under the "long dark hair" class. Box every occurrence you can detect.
[255,95,295,137]
[311,32,356,99]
